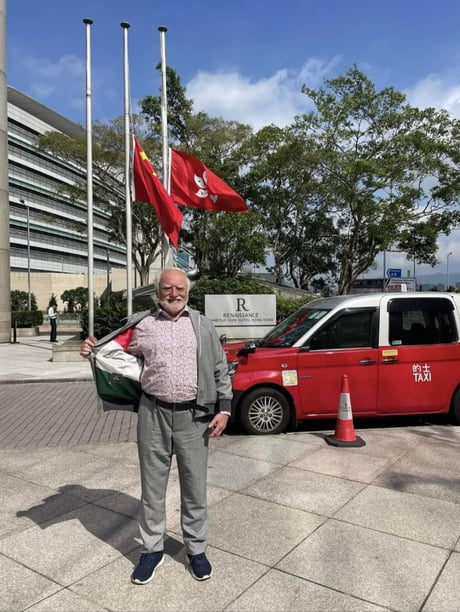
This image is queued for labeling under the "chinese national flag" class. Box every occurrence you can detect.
[170,149,248,212]
[132,137,183,247]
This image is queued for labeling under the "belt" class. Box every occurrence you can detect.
[144,392,197,411]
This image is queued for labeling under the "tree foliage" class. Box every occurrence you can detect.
[61,287,89,312]
[38,116,162,285]
[38,65,460,296]
[291,66,460,293]
[10,290,38,311]
[140,68,262,277]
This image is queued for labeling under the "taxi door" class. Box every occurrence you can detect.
[377,297,460,415]
[296,307,379,418]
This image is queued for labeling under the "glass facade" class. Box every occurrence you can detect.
[7,87,126,276]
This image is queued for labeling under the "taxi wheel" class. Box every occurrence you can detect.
[449,388,460,425]
[240,388,290,435]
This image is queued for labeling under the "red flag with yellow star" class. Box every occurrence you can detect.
[132,137,182,247]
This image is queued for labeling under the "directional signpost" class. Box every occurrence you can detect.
[387,268,402,278]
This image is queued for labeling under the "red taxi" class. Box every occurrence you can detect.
[224,293,460,434]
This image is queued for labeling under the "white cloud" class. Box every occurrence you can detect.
[22,54,85,101]
[405,73,460,118]
[186,57,340,130]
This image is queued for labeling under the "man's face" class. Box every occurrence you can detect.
[157,270,189,316]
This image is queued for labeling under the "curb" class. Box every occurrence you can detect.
[0,377,93,385]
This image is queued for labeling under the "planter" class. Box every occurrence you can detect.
[14,327,40,337]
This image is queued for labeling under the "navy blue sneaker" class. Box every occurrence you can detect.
[188,552,212,581]
[131,551,164,584]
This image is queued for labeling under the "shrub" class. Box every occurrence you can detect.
[11,290,38,311]
[276,296,317,322]
[79,291,148,339]
[11,310,43,328]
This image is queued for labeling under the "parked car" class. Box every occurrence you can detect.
[224,292,460,434]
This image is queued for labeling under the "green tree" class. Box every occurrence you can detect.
[61,287,89,312]
[293,66,460,294]
[10,290,38,311]
[140,67,261,276]
[38,116,163,285]
[241,124,334,287]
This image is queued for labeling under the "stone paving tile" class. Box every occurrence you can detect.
[241,465,365,517]
[335,484,460,548]
[290,446,391,483]
[0,446,140,503]
[276,519,449,611]
[27,587,108,612]
[207,449,282,490]
[0,554,61,611]
[0,504,141,587]
[0,473,87,540]
[72,546,267,612]
[218,433,323,465]
[207,493,325,565]
[373,440,460,505]
[227,568,389,612]
[423,551,460,612]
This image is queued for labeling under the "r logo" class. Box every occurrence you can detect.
[236,298,249,312]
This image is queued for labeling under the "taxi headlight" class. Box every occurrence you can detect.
[227,361,238,380]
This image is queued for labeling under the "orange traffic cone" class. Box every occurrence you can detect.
[325,374,365,447]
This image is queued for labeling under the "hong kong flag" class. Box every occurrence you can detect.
[170,149,248,212]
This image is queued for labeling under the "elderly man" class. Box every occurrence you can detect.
[80,268,232,584]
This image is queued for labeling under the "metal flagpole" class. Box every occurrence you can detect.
[158,25,172,268]
[121,22,133,315]
[83,18,94,337]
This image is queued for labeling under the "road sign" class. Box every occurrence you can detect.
[387,268,402,278]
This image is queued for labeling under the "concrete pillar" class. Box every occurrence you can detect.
[0,0,10,343]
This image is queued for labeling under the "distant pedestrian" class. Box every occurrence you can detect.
[48,300,57,342]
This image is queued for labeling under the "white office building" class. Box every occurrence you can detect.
[7,87,127,309]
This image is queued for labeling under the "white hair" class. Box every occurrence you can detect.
[154,267,191,297]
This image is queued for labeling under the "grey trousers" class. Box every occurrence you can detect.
[136,394,210,555]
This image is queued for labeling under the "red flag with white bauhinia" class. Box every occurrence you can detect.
[132,137,183,246]
[170,149,248,212]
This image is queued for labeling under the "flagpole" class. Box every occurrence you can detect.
[121,22,133,316]
[158,25,172,268]
[83,18,94,337]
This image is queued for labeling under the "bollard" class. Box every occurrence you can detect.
[11,319,18,344]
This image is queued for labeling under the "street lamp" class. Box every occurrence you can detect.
[447,252,453,291]
[20,199,31,310]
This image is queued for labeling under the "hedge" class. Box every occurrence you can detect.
[11,310,44,328]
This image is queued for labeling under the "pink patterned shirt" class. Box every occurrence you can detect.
[128,308,197,402]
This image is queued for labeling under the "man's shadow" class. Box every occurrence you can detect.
[17,484,183,563]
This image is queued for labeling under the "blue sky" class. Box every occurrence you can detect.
[7,0,460,281]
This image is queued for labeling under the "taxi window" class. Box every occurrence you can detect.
[309,309,375,350]
[388,298,457,346]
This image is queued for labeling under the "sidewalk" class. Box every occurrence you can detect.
[0,340,459,611]
[0,333,92,383]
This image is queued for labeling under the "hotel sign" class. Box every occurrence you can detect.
[205,294,276,338]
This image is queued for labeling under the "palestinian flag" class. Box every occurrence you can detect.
[90,327,143,412]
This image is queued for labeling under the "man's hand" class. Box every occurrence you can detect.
[208,413,230,437]
[80,336,96,358]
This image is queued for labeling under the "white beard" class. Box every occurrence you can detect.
[159,297,187,317]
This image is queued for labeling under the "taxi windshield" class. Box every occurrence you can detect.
[259,307,331,347]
